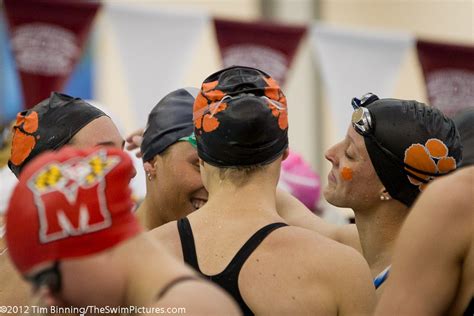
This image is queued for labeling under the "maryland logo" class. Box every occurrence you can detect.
[10,111,39,166]
[27,150,120,243]
[404,138,457,191]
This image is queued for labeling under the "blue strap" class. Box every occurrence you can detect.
[374,265,391,289]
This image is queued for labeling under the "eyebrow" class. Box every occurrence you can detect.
[346,134,360,154]
[95,141,125,149]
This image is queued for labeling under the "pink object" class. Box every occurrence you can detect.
[279,151,321,211]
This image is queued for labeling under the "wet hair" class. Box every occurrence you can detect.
[217,163,269,186]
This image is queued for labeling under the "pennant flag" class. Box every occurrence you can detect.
[0,9,22,125]
[106,4,209,128]
[310,23,413,140]
[214,18,307,86]
[3,0,100,109]
[417,40,474,117]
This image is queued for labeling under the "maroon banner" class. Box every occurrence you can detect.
[417,39,474,117]
[214,18,307,86]
[4,0,100,109]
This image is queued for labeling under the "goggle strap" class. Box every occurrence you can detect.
[193,95,287,121]
[193,95,232,121]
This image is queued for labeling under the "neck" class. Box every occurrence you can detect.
[353,200,408,277]
[203,177,279,219]
[136,194,167,230]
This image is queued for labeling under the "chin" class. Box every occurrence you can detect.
[323,190,345,208]
[181,205,196,217]
[322,187,334,202]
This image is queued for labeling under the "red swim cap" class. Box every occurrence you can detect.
[6,146,141,274]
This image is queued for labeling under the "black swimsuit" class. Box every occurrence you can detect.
[177,217,288,316]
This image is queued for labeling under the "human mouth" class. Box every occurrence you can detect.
[328,171,337,184]
[191,198,207,210]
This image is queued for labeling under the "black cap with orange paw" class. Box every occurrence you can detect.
[193,66,288,167]
[8,92,106,177]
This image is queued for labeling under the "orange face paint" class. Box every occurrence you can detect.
[341,167,353,181]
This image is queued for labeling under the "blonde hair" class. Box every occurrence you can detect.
[217,164,268,186]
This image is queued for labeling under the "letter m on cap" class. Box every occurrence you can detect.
[34,182,112,243]
[27,153,119,244]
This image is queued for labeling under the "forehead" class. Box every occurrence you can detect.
[347,125,365,147]
[70,116,124,148]
[165,141,198,160]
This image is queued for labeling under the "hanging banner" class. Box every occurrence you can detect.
[106,4,209,128]
[4,0,100,109]
[310,23,413,140]
[417,40,474,117]
[0,9,22,125]
[214,18,307,86]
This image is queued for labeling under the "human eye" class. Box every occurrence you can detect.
[345,149,354,160]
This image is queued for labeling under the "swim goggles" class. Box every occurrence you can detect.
[351,93,379,135]
[350,93,448,183]
[178,132,197,148]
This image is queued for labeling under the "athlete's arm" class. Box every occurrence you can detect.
[322,241,376,315]
[275,188,361,252]
[375,169,473,315]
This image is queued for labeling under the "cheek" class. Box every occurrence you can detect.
[189,168,204,187]
[340,166,353,181]
[179,166,203,192]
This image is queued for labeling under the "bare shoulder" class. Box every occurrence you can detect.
[149,220,177,240]
[147,221,182,259]
[269,226,370,278]
[415,166,473,219]
[426,167,472,200]
[242,225,375,314]
[375,167,473,316]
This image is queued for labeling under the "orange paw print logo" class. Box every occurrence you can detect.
[10,111,39,166]
[194,80,228,133]
[404,138,457,191]
[263,76,288,130]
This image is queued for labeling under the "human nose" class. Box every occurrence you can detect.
[325,142,341,167]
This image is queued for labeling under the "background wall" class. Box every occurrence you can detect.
[95,0,473,218]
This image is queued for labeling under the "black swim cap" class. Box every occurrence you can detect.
[353,95,462,206]
[453,107,474,168]
[141,88,198,162]
[8,92,106,178]
[193,66,288,167]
